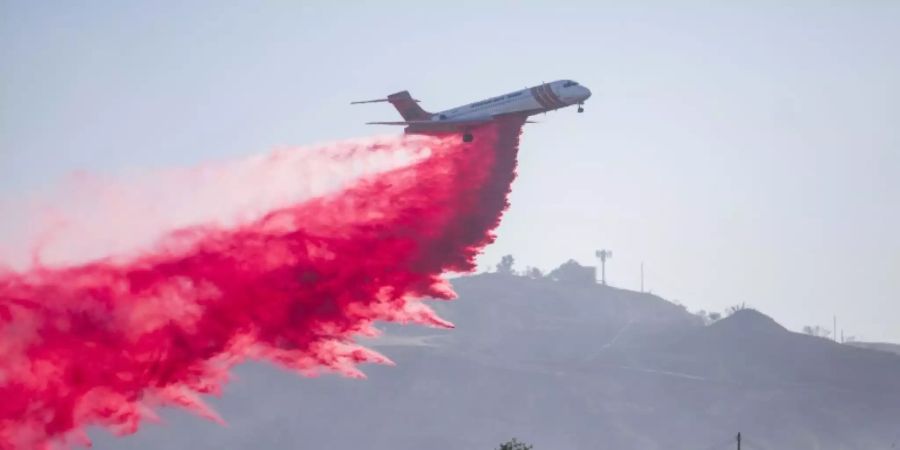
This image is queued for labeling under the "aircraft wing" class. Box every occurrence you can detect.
[366,117,494,127]
[366,116,506,135]
[366,121,422,125]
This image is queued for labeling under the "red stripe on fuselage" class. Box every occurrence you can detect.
[530,86,551,109]
[537,85,556,109]
[537,84,564,110]
[543,84,566,108]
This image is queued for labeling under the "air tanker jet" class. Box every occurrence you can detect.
[352,80,591,142]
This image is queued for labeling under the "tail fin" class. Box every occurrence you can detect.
[387,91,431,121]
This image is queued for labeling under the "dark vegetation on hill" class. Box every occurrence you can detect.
[92,264,900,450]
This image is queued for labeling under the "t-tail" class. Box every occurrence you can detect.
[351,91,432,121]
[387,91,431,121]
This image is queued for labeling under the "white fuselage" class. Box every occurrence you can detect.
[359,79,592,137]
[431,79,591,122]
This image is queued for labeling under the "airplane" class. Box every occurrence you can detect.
[352,79,592,142]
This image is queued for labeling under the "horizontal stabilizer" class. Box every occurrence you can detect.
[352,97,420,105]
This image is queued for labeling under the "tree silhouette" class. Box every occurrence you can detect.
[725,302,747,316]
[525,266,543,279]
[802,325,832,339]
[496,438,533,450]
[496,255,515,275]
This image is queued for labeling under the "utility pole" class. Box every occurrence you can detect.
[737,432,742,450]
[834,315,837,343]
[640,261,644,293]
[595,249,612,285]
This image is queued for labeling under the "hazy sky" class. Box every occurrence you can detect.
[2,1,898,342]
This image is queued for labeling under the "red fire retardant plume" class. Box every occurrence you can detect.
[0,118,526,449]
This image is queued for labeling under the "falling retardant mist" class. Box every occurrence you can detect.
[0,117,526,449]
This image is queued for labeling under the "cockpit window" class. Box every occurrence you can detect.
[562,81,578,88]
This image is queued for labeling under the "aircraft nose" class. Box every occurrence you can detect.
[580,86,592,101]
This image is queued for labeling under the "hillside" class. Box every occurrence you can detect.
[91,271,900,450]
[847,341,900,357]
